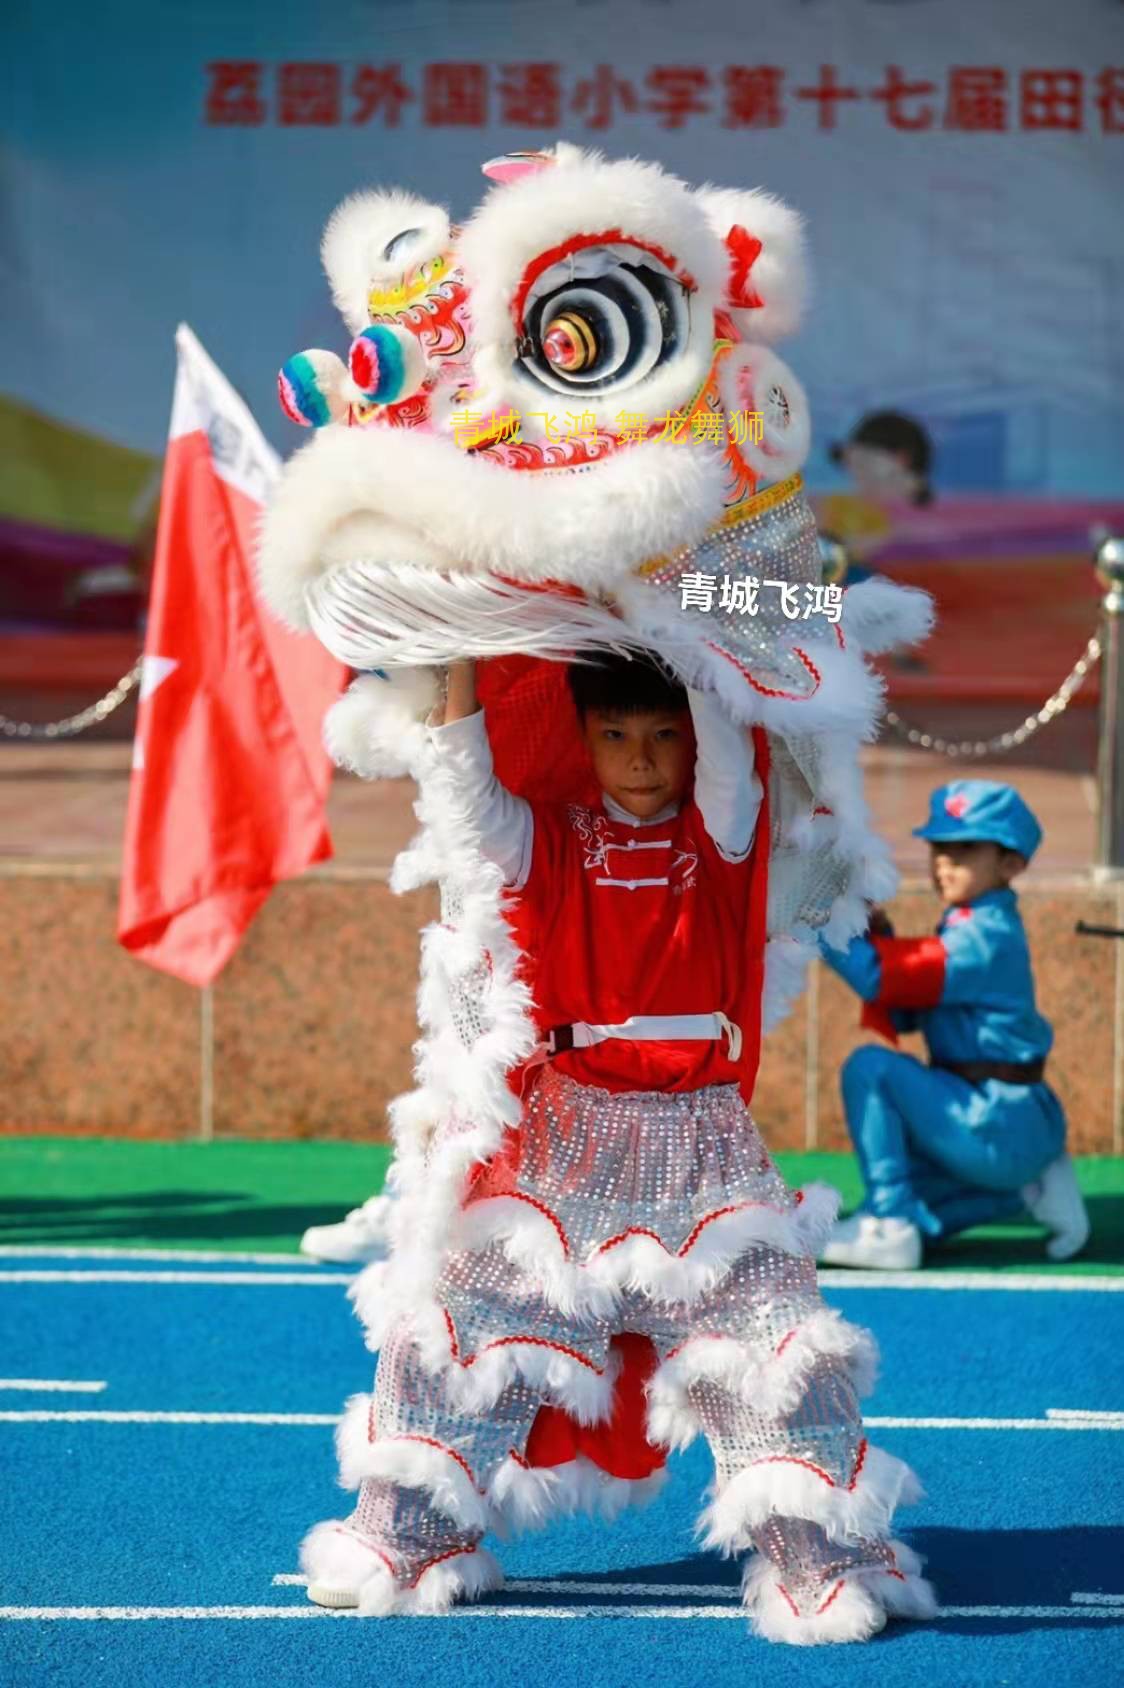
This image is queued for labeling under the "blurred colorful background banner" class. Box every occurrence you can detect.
[3,0,1122,674]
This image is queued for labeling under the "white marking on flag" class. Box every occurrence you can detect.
[139,655,179,702]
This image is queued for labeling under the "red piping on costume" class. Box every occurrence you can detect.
[442,1307,606,1378]
[466,1334,605,1374]
[776,1565,901,1623]
[379,1432,481,1489]
[469,1195,796,1268]
[511,230,698,331]
[330,1525,397,1580]
[776,1582,801,1619]
[744,1437,869,1492]
[706,639,822,702]
[586,1201,790,1260]
[407,1544,478,1590]
[490,1190,572,1255]
[816,1579,846,1615]
[660,1315,805,1366]
[678,1203,753,1253]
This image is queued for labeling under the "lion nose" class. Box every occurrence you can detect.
[349,325,430,407]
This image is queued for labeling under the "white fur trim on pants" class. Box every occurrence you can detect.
[335,1392,492,1533]
[741,1539,938,1644]
[647,1307,879,1453]
[300,1519,503,1616]
[450,1182,841,1318]
[699,1441,923,1555]
[489,1454,667,1534]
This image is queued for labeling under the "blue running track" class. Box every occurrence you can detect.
[2,1252,1122,1687]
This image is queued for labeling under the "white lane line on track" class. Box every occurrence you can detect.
[0,1379,106,1393]
[0,1411,338,1425]
[0,1247,311,1264]
[1072,1592,1124,1604]
[273,1575,741,1597]
[5,1410,1121,1430]
[0,1272,353,1285]
[1,1604,1121,1622]
[816,1271,1124,1292]
[1039,1404,1120,1417]
[864,1416,1124,1431]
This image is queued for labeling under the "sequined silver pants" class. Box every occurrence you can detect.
[342,1066,905,1614]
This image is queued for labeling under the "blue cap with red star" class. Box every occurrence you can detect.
[913,780,1043,862]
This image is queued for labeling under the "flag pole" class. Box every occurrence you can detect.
[199,983,215,1142]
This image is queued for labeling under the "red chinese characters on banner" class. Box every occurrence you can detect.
[424,62,488,125]
[497,63,562,126]
[352,64,413,126]
[1021,69,1084,131]
[204,62,266,125]
[870,65,936,130]
[944,67,1008,131]
[644,66,711,128]
[201,62,1124,134]
[1096,68,1124,132]
[278,62,340,126]
[723,66,785,129]
[572,65,639,130]
[795,65,861,130]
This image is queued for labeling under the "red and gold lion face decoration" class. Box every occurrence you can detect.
[259,141,824,679]
[258,140,930,1026]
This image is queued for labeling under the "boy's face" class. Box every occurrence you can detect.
[841,443,920,505]
[928,840,1024,906]
[581,706,693,819]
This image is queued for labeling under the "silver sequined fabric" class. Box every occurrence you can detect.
[637,486,828,699]
[338,1067,892,1613]
[471,1062,795,1265]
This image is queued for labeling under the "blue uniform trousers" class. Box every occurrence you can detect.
[839,1045,1067,1238]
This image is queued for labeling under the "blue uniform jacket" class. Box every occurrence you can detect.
[821,888,1055,1067]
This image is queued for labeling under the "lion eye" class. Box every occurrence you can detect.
[542,310,599,372]
[382,227,422,263]
[518,249,688,397]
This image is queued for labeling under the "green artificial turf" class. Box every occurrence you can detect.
[0,1137,1120,1272]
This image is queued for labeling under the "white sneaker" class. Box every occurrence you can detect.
[306,1582,360,1609]
[300,1193,395,1265]
[1022,1153,1090,1262]
[818,1213,923,1271]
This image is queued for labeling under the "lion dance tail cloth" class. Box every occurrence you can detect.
[257,141,937,1644]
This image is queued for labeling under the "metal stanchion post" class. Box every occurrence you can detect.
[1094,535,1124,880]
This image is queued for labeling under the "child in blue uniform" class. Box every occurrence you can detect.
[818,780,1089,1270]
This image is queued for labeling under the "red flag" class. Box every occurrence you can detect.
[118,324,346,986]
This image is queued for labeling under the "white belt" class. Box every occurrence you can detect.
[544,1011,742,1063]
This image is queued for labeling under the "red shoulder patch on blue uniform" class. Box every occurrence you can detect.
[946,907,973,925]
